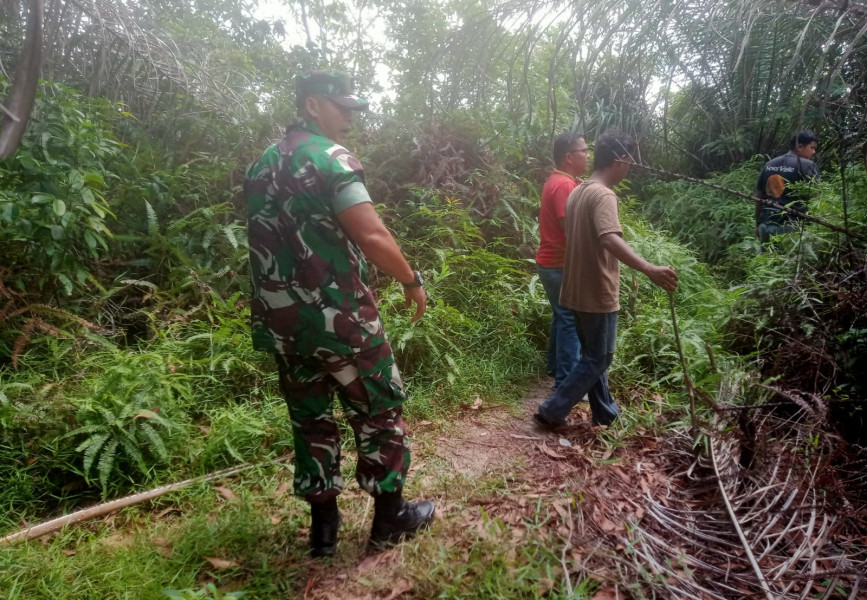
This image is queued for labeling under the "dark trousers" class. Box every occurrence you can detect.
[276,343,410,502]
[538,311,620,426]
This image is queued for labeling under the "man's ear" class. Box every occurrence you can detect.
[304,95,322,120]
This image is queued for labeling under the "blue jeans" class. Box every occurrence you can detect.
[538,311,619,426]
[536,265,580,387]
[758,221,795,244]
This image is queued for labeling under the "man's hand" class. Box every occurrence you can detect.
[404,285,427,322]
[646,265,678,293]
[599,233,679,293]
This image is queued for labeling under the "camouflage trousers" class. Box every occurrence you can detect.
[275,343,411,503]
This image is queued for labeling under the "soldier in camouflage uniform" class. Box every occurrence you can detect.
[245,70,435,558]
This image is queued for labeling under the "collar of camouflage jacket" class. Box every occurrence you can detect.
[286,117,326,140]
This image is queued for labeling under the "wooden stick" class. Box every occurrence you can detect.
[0,0,43,159]
[0,456,292,546]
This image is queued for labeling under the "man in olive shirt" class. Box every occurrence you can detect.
[534,129,678,428]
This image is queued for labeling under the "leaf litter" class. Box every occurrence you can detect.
[205,378,866,599]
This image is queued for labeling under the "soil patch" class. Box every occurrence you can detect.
[300,377,867,600]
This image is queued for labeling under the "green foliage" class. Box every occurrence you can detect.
[163,584,245,600]
[379,243,547,417]
[3,0,867,594]
[641,160,760,267]
[642,162,867,282]
[612,200,738,393]
[0,81,120,294]
[392,189,487,253]
[61,349,187,492]
[198,398,289,470]
[0,295,278,515]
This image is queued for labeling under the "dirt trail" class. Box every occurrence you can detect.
[300,376,867,600]
[433,378,562,476]
[300,379,612,600]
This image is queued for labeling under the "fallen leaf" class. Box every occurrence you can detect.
[537,443,565,459]
[592,506,622,533]
[204,556,240,569]
[551,501,569,522]
[415,420,433,427]
[155,506,179,519]
[570,549,584,565]
[509,434,540,440]
[273,481,290,498]
[641,436,659,450]
[62,549,76,556]
[590,586,619,600]
[215,486,237,501]
[153,537,173,558]
[357,548,395,575]
[102,533,131,548]
[471,397,483,410]
[271,516,283,525]
[408,460,426,473]
[539,577,556,594]
[382,579,414,600]
[304,576,317,600]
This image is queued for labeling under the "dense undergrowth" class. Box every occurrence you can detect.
[2,80,865,598]
[646,162,867,443]
[0,82,733,526]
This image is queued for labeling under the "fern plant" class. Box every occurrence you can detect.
[61,355,185,492]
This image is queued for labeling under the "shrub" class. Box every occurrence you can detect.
[0,81,120,295]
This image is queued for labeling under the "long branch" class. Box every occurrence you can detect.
[626,161,867,243]
[0,456,292,546]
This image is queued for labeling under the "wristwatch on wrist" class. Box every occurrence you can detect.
[402,270,424,288]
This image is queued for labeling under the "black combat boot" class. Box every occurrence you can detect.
[309,498,340,557]
[369,491,435,549]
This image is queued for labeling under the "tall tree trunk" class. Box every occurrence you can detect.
[0,0,43,160]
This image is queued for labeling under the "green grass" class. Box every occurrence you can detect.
[0,446,598,600]
[0,177,761,599]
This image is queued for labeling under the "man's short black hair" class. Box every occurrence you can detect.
[594,128,637,170]
[553,131,584,168]
[790,129,818,150]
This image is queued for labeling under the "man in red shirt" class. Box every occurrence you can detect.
[536,132,590,387]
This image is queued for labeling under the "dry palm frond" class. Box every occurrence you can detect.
[614,411,866,599]
[3,301,109,367]
[16,0,256,121]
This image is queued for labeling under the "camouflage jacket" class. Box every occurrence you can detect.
[245,120,386,356]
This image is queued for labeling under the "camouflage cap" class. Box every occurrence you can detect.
[297,70,369,111]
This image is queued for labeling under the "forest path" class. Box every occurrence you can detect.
[298,379,641,600]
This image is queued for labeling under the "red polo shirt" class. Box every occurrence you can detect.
[535,170,579,268]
